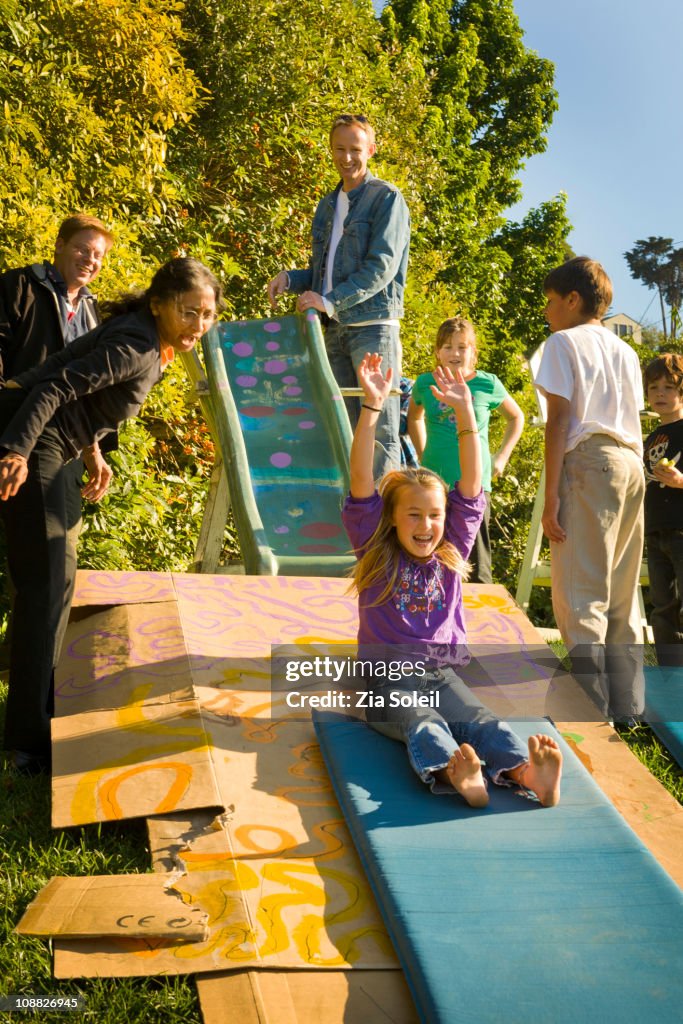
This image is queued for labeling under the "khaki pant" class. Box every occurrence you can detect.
[550,434,645,718]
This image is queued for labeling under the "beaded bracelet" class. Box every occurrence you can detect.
[362,403,382,413]
[457,427,479,438]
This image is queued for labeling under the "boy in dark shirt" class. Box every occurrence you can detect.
[643,353,683,665]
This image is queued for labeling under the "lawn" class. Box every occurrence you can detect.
[0,679,200,1024]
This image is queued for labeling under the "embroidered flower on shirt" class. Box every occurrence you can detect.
[394,561,446,614]
[437,400,457,424]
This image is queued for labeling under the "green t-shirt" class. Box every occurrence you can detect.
[412,369,508,489]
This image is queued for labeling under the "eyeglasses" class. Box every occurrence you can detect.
[71,244,106,263]
[175,303,218,327]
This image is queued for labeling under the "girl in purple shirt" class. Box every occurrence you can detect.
[343,353,562,808]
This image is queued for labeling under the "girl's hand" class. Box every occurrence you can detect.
[358,352,392,408]
[430,365,473,409]
[492,452,508,479]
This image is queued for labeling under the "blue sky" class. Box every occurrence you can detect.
[374,1,680,328]
[511,0,682,327]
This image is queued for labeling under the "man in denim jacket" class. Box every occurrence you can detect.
[268,114,410,477]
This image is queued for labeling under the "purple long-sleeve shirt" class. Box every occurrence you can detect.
[342,487,486,666]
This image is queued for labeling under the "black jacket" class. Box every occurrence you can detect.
[0,263,100,380]
[0,309,162,460]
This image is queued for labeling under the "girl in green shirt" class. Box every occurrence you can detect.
[408,317,524,583]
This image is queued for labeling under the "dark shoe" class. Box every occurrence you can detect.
[12,750,51,776]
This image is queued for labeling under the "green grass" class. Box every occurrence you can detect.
[548,640,683,806]
[614,720,683,805]
[0,679,200,1024]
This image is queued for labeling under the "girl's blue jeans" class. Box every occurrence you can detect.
[365,666,529,792]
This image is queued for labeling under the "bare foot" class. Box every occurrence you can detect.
[443,743,489,808]
[515,734,562,807]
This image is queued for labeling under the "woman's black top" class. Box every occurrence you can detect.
[0,308,162,460]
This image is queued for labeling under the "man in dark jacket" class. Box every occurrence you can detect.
[0,214,114,772]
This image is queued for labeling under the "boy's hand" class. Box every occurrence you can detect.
[542,496,567,543]
[653,459,683,488]
[430,365,472,409]
[357,352,392,408]
[296,291,326,314]
[0,452,28,500]
[267,271,288,308]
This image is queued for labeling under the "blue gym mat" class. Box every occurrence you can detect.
[644,665,683,768]
[314,713,683,1024]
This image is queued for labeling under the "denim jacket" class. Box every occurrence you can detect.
[287,171,410,325]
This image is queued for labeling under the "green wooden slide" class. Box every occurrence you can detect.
[200,312,355,576]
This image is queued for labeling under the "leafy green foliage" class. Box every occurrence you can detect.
[0,0,203,311]
[0,0,573,593]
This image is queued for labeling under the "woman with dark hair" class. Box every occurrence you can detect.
[0,257,221,773]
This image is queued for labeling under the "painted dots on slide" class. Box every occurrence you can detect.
[270,452,292,468]
[274,526,290,534]
[298,420,316,429]
[236,375,258,388]
[282,375,298,385]
[266,341,280,351]
[264,322,282,333]
[283,406,309,416]
[264,359,287,374]
[240,405,275,418]
[232,342,253,357]
[285,386,302,397]
[299,522,343,539]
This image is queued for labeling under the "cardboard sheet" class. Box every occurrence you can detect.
[53,720,398,977]
[16,875,208,941]
[41,571,683,996]
[197,970,419,1024]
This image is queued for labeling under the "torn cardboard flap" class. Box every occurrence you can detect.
[55,602,196,716]
[16,874,208,940]
[51,698,224,827]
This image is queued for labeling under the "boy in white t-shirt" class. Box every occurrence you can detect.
[535,257,645,721]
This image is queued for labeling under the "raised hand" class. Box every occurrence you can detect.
[357,352,393,409]
[430,365,472,409]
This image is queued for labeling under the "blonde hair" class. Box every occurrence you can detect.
[329,113,376,146]
[435,317,478,367]
[349,469,470,606]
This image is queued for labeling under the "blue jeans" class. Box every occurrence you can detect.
[324,321,401,480]
[647,529,683,666]
[365,667,529,792]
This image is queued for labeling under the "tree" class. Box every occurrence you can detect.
[169,0,435,317]
[380,1,567,357]
[0,0,201,270]
[624,237,683,342]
